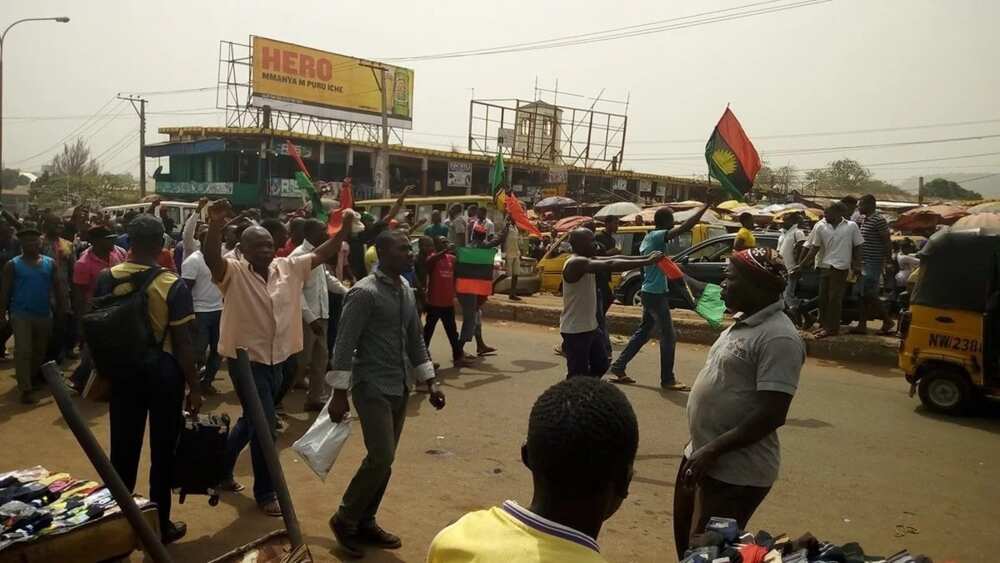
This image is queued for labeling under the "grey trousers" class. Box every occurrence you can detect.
[337,380,408,528]
[12,317,52,393]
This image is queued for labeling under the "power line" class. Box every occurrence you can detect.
[385,0,830,62]
[8,97,121,166]
[624,132,1000,160]
[629,117,1000,144]
[128,86,216,96]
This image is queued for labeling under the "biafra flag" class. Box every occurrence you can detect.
[455,247,496,296]
[705,108,761,201]
[658,258,726,329]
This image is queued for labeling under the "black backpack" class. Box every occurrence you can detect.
[82,267,168,378]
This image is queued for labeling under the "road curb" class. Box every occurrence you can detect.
[481,299,900,367]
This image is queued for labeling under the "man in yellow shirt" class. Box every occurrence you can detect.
[427,377,638,563]
[733,212,757,251]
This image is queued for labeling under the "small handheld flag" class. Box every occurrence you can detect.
[327,177,354,237]
[489,151,505,206]
[286,140,326,221]
[504,192,542,237]
[705,108,761,202]
[658,257,726,328]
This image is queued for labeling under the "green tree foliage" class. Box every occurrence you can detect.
[805,158,907,196]
[28,139,139,211]
[755,164,798,194]
[1,169,30,190]
[922,177,982,201]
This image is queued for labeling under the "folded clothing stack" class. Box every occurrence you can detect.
[0,466,149,551]
[680,516,934,563]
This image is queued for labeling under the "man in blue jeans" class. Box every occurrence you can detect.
[203,199,353,517]
[610,200,711,390]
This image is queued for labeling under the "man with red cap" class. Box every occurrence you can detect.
[673,247,804,557]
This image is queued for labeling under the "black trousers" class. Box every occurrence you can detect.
[424,306,462,360]
[109,354,185,530]
[561,329,611,378]
[672,457,772,558]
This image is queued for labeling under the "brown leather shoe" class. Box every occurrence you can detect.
[356,522,402,549]
[329,514,364,558]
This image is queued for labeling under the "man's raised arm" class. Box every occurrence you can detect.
[203,200,232,283]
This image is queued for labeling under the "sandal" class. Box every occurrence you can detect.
[661,382,691,392]
[217,478,245,493]
[610,375,636,384]
[259,499,282,517]
[477,346,497,357]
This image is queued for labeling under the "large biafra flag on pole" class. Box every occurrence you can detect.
[455,247,497,296]
[705,107,762,201]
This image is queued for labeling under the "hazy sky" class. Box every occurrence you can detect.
[3,0,998,192]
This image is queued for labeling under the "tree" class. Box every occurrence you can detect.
[805,158,908,196]
[28,139,139,211]
[923,178,981,201]
[51,138,99,177]
[805,158,871,192]
[1,168,29,190]
[755,163,798,194]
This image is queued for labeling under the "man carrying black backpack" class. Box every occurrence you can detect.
[88,215,201,544]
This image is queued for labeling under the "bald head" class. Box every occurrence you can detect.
[241,226,276,272]
[568,228,596,257]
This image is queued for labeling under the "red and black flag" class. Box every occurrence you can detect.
[455,247,496,296]
[705,107,761,201]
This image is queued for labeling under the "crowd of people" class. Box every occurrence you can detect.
[13,186,935,561]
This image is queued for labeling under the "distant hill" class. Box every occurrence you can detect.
[894,172,1000,198]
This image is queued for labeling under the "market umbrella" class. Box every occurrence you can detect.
[594,201,642,218]
[621,206,669,224]
[534,196,577,210]
[716,200,744,211]
[553,215,593,232]
[967,201,1000,214]
[894,204,969,233]
[773,207,822,222]
[621,207,723,225]
[952,212,1000,231]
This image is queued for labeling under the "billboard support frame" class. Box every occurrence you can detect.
[216,40,404,145]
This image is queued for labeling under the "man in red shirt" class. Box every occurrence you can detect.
[423,237,470,367]
[69,226,127,391]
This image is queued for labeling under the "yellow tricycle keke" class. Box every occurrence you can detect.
[898,228,1000,414]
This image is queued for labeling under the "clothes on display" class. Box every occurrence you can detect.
[0,466,150,551]
[681,516,934,563]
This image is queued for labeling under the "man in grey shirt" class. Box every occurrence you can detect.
[672,247,805,557]
[326,229,446,558]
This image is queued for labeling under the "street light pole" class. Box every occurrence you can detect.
[0,16,70,198]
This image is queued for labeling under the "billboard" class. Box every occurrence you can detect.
[251,36,414,129]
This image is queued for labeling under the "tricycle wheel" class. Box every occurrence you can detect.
[917,367,973,415]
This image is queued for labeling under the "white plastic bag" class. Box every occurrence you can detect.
[292,407,352,481]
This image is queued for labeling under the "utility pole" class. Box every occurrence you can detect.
[918,175,924,205]
[360,62,391,197]
[117,94,148,198]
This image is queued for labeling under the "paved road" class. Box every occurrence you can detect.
[1,321,998,562]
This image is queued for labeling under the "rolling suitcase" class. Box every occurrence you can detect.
[172,412,230,506]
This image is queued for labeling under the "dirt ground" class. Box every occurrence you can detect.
[2,320,999,562]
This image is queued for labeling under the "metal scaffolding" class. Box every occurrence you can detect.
[467,95,628,170]
[215,40,402,144]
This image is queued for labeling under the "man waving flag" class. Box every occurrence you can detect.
[705,107,761,201]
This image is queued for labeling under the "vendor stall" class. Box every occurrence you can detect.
[0,466,158,563]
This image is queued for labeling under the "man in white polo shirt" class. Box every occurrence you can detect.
[791,202,863,338]
[181,224,224,393]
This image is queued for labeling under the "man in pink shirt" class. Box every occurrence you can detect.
[203,199,354,517]
[69,226,127,391]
